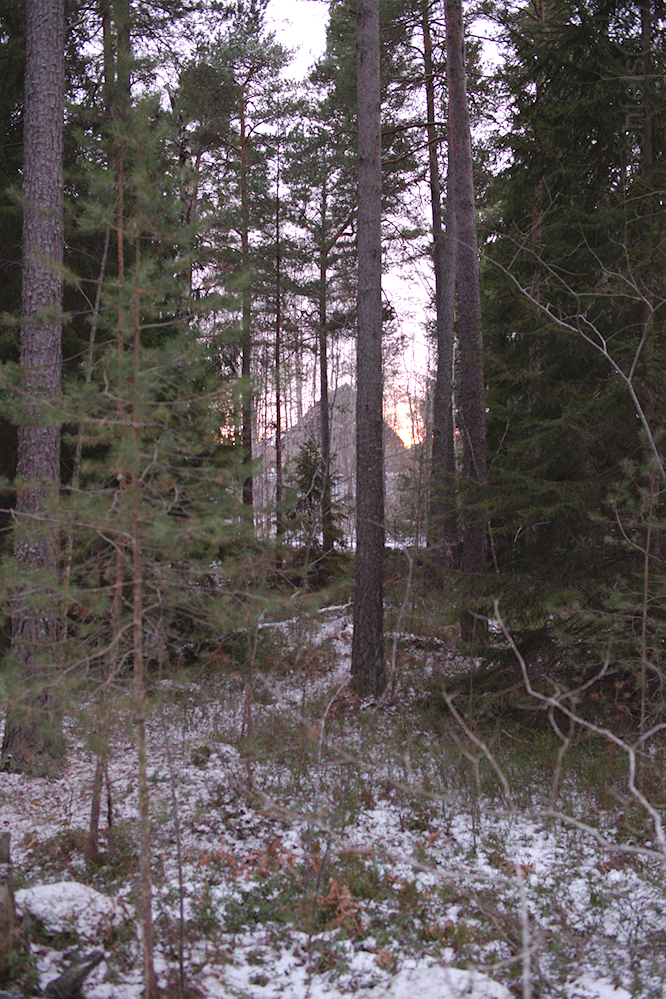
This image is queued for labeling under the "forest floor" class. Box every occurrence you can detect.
[1,604,665,999]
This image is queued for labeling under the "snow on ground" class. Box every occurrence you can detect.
[15,882,131,941]
[364,964,511,998]
[1,607,665,998]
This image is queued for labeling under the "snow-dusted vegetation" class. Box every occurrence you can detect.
[3,1,666,996]
[3,607,664,999]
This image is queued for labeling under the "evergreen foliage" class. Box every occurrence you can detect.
[484,1,666,626]
[3,5,666,991]
[285,439,344,552]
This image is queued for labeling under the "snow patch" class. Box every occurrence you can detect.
[362,962,512,998]
[566,975,633,999]
[16,881,132,942]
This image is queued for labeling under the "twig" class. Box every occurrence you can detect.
[494,600,666,856]
[444,693,513,806]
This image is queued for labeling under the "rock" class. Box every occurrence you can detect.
[44,950,104,999]
[15,883,131,943]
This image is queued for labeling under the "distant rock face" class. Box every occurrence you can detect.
[255,383,425,544]
[15,882,131,943]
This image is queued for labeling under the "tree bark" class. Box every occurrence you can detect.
[2,0,65,774]
[523,0,546,549]
[445,0,487,640]
[0,834,17,981]
[240,97,254,516]
[424,0,458,566]
[131,240,158,999]
[318,182,335,556]
[274,142,285,563]
[352,0,385,697]
[639,0,655,427]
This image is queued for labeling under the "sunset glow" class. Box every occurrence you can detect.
[387,403,425,449]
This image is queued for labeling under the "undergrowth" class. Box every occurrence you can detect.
[8,596,666,999]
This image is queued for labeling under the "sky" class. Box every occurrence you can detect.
[267,0,330,77]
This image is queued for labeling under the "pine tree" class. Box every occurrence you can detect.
[176,8,290,527]
[283,99,357,558]
[61,87,247,997]
[2,0,66,774]
[352,0,386,697]
[445,0,487,641]
[423,0,457,565]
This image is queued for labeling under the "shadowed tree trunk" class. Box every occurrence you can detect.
[523,0,547,549]
[445,0,487,641]
[1,0,65,774]
[275,147,284,560]
[318,188,336,557]
[130,240,158,999]
[239,95,254,516]
[638,0,656,437]
[352,0,386,697]
[424,0,458,566]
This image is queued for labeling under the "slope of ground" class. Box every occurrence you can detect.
[0,606,664,998]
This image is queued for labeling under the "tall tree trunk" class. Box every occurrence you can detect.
[318,181,335,556]
[639,0,655,427]
[423,0,457,566]
[524,0,546,549]
[114,0,131,115]
[2,0,65,774]
[275,146,284,560]
[637,0,660,657]
[352,0,385,697]
[445,0,487,640]
[130,242,157,999]
[318,254,335,554]
[101,1,114,108]
[240,98,253,515]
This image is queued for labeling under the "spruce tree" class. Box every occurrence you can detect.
[484,0,666,628]
[282,99,357,558]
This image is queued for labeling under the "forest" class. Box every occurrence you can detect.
[0,0,665,996]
